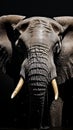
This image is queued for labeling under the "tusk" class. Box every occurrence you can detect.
[51,79,59,100]
[11,77,24,99]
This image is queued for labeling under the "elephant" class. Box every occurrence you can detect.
[0,15,73,128]
[10,16,64,128]
[10,16,73,128]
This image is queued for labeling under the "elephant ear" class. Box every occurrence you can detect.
[0,15,25,55]
[54,16,73,84]
[0,15,25,73]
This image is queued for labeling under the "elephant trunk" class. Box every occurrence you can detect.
[27,54,49,127]
[27,44,58,99]
[11,44,59,127]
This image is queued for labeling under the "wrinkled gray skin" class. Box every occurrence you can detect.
[1,15,73,128]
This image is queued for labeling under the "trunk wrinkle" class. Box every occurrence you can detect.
[24,43,56,128]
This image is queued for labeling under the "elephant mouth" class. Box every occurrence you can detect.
[11,77,59,100]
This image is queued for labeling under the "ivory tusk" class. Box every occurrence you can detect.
[51,79,59,100]
[11,77,24,99]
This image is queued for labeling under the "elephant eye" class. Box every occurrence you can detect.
[16,39,25,49]
[16,39,28,56]
[53,41,60,54]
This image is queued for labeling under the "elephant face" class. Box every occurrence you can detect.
[11,17,64,100]
[17,18,61,81]
[10,17,64,128]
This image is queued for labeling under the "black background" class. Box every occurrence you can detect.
[0,0,73,17]
[0,0,73,129]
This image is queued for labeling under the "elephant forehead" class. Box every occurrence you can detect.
[15,16,63,34]
[16,18,53,34]
[26,21,54,43]
[28,19,52,32]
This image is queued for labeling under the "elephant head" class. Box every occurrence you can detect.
[10,16,73,128]
[11,17,63,100]
[10,17,64,128]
